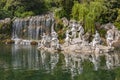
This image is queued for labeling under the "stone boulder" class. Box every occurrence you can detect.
[31,41,38,45]
[5,39,14,44]
[112,40,120,49]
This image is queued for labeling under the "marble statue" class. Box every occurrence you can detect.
[51,31,58,40]
[92,31,101,47]
[68,20,75,28]
[61,17,69,27]
[37,18,118,53]
[65,30,71,46]
[45,34,51,48]
[106,29,114,47]
[51,31,60,50]
[41,33,47,47]
[71,22,77,38]
[78,25,84,40]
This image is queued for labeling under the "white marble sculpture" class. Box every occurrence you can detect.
[78,25,84,40]
[61,17,69,27]
[71,22,77,38]
[106,29,114,47]
[92,31,101,47]
[51,31,60,49]
[65,30,71,46]
[38,20,118,53]
[41,33,47,46]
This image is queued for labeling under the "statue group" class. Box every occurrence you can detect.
[38,18,120,53]
[39,29,61,51]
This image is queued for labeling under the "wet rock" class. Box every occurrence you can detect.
[4,18,11,23]
[5,39,14,44]
[101,23,115,30]
[31,41,38,45]
[112,40,120,49]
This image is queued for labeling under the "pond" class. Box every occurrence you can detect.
[0,44,120,80]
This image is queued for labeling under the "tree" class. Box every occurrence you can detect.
[72,0,106,33]
[99,0,120,23]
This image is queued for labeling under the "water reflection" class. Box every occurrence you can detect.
[11,45,60,72]
[40,50,59,72]
[11,45,120,73]
[12,45,40,70]
[63,51,120,78]
[105,52,120,69]
[64,53,83,78]
[50,52,59,70]
[1,45,120,79]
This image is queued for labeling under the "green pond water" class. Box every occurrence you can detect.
[0,44,120,80]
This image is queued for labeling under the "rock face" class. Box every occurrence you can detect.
[0,18,12,41]
[30,41,38,45]
[112,40,120,49]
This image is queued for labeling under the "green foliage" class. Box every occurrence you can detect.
[114,22,120,30]
[0,0,6,9]
[0,0,119,22]
[21,11,35,18]
[0,22,11,34]
[0,9,12,19]
[100,0,120,23]
[116,9,120,22]
[54,8,67,18]
[0,0,49,18]
[54,19,65,43]
[15,7,35,18]
[0,23,4,33]
[114,8,120,30]
[14,6,25,17]
[114,67,120,80]
[0,0,120,40]
[61,0,74,19]
[72,0,106,33]
[0,20,12,40]
[0,0,74,19]
[72,1,88,21]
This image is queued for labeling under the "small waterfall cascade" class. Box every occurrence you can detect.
[12,13,54,44]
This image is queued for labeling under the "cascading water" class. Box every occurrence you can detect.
[12,13,54,44]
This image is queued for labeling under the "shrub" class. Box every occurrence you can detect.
[21,11,35,18]
[0,9,12,19]
[114,22,120,30]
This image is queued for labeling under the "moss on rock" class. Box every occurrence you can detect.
[0,18,12,42]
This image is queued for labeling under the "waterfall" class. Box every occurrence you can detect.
[12,13,54,42]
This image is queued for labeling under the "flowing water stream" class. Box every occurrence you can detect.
[12,14,54,40]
